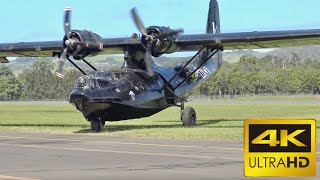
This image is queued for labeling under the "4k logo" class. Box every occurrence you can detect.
[252,129,306,147]
[244,119,316,177]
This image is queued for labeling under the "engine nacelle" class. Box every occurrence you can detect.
[63,30,103,60]
[142,26,180,57]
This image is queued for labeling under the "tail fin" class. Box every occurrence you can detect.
[206,0,222,66]
[206,0,220,34]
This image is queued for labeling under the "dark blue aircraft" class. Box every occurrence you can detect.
[1,0,320,132]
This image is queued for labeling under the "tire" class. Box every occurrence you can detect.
[101,120,105,127]
[181,107,196,126]
[91,118,101,132]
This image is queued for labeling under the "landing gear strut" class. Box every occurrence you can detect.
[180,101,196,126]
[90,118,104,132]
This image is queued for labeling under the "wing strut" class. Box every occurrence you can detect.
[173,48,220,90]
[0,57,9,63]
[82,58,97,71]
[66,57,87,75]
[160,47,205,91]
[160,46,219,106]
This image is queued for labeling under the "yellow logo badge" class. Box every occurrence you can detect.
[244,119,316,177]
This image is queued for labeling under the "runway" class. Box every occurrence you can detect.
[0,132,318,180]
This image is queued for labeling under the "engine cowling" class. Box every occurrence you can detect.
[142,26,180,57]
[63,30,103,60]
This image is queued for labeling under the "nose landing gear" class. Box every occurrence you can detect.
[90,118,105,132]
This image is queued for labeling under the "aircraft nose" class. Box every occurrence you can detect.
[69,93,88,111]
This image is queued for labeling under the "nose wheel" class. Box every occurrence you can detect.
[180,102,196,126]
[90,118,105,132]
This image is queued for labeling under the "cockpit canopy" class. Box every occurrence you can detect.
[88,71,123,82]
[73,69,151,90]
[74,70,129,90]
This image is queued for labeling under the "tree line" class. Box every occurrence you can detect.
[0,60,81,101]
[1,54,320,101]
[193,54,320,96]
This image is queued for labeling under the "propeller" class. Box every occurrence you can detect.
[62,7,73,60]
[64,7,72,39]
[130,8,183,76]
[54,58,65,78]
[144,44,154,76]
[54,7,104,78]
[131,8,148,37]
[62,7,102,55]
[54,7,72,78]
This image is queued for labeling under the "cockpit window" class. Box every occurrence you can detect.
[89,71,123,82]
[97,80,109,88]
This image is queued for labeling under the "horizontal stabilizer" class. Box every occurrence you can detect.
[0,57,8,63]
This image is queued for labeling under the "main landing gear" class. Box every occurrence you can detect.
[180,101,197,126]
[90,118,105,132]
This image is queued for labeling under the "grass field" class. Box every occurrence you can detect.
[0,100,319,141]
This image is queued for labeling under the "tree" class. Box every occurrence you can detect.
[18,60,82,100]
[0,66,13,77]
[191,54,320,96]
[0,66,23,101]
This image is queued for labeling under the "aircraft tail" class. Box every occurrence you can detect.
[206,0,222,66]
[172,0,223,94]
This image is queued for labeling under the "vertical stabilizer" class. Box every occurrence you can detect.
[206,0,220,34]
[206,0,222,66]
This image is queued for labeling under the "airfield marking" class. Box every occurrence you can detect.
[0,174,40,180]
[0,135,243,151]
[0,142,242,161]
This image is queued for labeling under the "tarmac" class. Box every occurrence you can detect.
[0,132,318,180]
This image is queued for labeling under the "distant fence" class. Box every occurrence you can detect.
[0,94,319,103]
[187,94,319,100]
[0,100,68,104]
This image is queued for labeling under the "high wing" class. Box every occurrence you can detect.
[176,29,320,51]
[0,37,142,58]
[1,29,320,62]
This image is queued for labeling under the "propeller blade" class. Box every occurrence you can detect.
[60,47,68,59]
[54,58,65,79]
[64,7,72,39]
[144,44,154,76]
[55,47,68,78]
[154,28,184,39]
[130,8,148,36]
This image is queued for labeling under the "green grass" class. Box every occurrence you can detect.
[0,102,319,141]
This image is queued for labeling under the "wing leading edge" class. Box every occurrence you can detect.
[0,37,142,58]
[1,29,320,61]
[176,29,320,51]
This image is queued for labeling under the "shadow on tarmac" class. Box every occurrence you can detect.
[74,118,245,133]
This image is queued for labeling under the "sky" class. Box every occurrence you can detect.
[0,0,320,43]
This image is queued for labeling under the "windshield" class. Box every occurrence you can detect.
[88,71,122,82]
